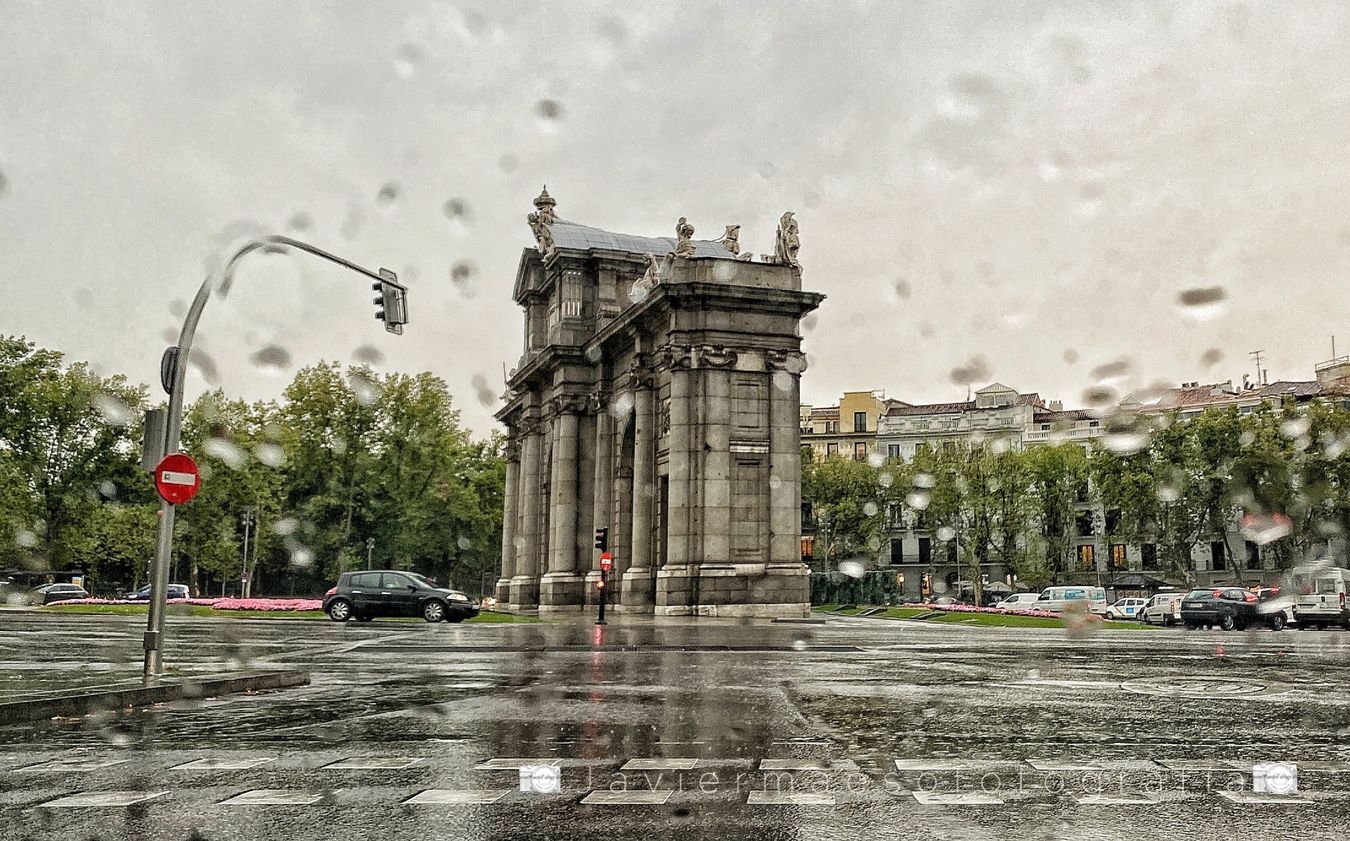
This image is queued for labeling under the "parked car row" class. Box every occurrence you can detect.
[323,570,480,623]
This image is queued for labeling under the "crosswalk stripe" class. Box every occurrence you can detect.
[581,790,673,805]
[404,790,510,805]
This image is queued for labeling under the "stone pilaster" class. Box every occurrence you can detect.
[540,396,585,613]
[762,349,810,616]
[495,436,520,605]
[656,344,697,614]
[621,359,657,611]
[509,414,542,611]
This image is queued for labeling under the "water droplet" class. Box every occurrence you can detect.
[204,437,247,469]
[1157,484,1180,503]
[756,161,777,179]
[1063,348,1079,364]
[273,517,299,537]
[866,452,885,468]
[1176,286,1227,320]
[1280,417,1310,439]
[470,373,496,407]
[1240,513,1292,546]
[15,529,37,548]
[892,279,912,301]
[768,474,783,491]
[535,99,563,121]
[784,354,806,375]
[609,392,635,420]
[97,480,117,499]
[290,545,314,569]
[1200,348,1224,368]
[949,355,992,386]
[906,491,931,510]
[92,393,134,426]
[287,212,312,233]
[352,344,384,366]
[913,473,936,488]
[254,442,285,468]
[0,169,8,196]
[377,182,400,205]
[838,560,865,579]
[936,526,956,541]
[348,370,381,405]
[1103,431,1150,454]
[792,638,809,651]
[250,344,291,376]
[188,348,220,385]
[393,43,421,79]
[1089,358,1132,382]
[456,536,472,551]
[450,261,477,298]
[862,501,879,517]
[498,154,519,173]
[878,471,894,488]
[168,299,187,318]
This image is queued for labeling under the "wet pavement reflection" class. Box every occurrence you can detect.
[2,612,1350,839]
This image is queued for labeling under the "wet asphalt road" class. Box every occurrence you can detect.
[3,612,1350,841]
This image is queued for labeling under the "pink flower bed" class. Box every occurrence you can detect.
[45,597,322,611]
[921,602,1062,619]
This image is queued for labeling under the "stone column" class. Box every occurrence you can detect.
[509,414,542,611]
[621,361,657,611]
[585,388,613,605]
[494,436,520,605]
[764,350,810,617]
[656,345,696,614]
[540,397,584,613]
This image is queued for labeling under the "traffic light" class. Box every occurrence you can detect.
[599,552,613,572]
[594,527,608,552]
[595,578,606,590]
[371,268,409,335]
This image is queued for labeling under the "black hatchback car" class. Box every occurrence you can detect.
[31,583,90,604]
[1180,587,1287,631]
[323,570,479,623]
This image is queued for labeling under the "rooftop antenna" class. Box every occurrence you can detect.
[1249,349,1265,387]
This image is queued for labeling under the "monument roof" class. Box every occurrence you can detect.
[549,218,735,259]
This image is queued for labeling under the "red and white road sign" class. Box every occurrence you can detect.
[154,452,201,505]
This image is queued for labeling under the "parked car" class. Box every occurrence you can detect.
[1035,586,1108,615]
[1180,587,1287,631]
[31,583,90,604]
[323,570,480,623]
[995,592,1044,611]
[124,584,191,600]
[1105,597,1148,620]
[1251,586,1296,628]
[1140,592,1184,626]
[1293,567,1350,629]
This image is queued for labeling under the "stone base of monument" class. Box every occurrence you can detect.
[619,567,655,611]
[508,575,539,613]
[652,562,810,617]
[538,573,585,614]
[493,578,512,607]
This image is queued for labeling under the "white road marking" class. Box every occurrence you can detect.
[581,790,673,805]
[1027,760,1159,772]
[747,791,836,805]
[474,758,562,770]
[760,759,858,771]
[171,758,274,771]
[1156,759,1246,771]
[1218,791,1312,805]
[220,789,330,806]
[322,757,423,770]
[16,758,129,773]
[912,791,1005,805]
[404,790,509,804]
[1076,793,1158,805]
[621,758,698,771]
[894,759,1021,772]
[38,791,169,808]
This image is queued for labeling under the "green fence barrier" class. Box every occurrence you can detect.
[810,571,903,606]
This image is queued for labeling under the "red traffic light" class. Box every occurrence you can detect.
[599,551,613,571]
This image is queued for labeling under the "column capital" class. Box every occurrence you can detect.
[546,393,589,418]
[654,343,695,372]
[588,384,610,415]
[627,354,656,391]
[765,349,808,373]
[697,345,739,369]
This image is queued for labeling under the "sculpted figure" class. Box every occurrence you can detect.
[774,211,800,266]
[674,217,696,257]
[719,224,741,255]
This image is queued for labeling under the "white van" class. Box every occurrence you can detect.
[1140,592,1184,626]
[1036,586,1108,615]
[1293,566,1350,629]
[995,592,1044,611]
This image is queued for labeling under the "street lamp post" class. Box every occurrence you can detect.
[239,507,256,598]
[142,235,407,678]
[366,537,375,570]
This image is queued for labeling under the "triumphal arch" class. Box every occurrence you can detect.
[494,188,823,616]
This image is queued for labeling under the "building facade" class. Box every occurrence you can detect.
[800,390,902,461]
[494,190,823,616]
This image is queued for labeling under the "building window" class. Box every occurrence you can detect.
[889,538,904,565]
[854,411,867,432]
[826,442,839,456]
[942,441,956,452]
[1245,540,1260,570]
[1141,543,1158,570]
[1210,541,1226,570]
[1111,544,1127,569]
[916,442,931,457]
[853,442,867,461]
[1088,420,1100,427]
[801,501,814,530]
[800,535,814,562]
[887,444,901,460]
[1077,544,1095,570]
[1076,511,1095,536]
[918,537,932,565]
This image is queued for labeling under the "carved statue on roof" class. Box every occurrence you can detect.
[673,217,696,257]
[773,211,800,267]
[719,225,741,255]
[533,185,557,224]
[630,253,664,300]
[527,185,557,255]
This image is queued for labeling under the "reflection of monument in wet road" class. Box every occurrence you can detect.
[497,189,823,618]
[5,612,1350,838]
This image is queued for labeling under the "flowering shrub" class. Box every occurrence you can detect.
[43,596,322,611]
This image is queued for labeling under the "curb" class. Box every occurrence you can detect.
[0,670,310,725]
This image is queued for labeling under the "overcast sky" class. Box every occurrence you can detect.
[3,1,1349,434]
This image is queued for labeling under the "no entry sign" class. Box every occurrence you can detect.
[154,452,201,505]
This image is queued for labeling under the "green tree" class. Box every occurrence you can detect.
[801,455,880,565]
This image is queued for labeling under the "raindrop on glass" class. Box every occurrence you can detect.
[936,526,956,541]
[348,370,381,405]
[393,43,421,79]
[456,536,472,551]
[838,560,865,579]
[97,480,117,499]
[377,182,400,205]
[470,373,496,408]
[250,344,291,376]
[1240,513,1292,546]
[535,99,563,121]
[15,529,37,548]
[273,517,299,537]
[906,490,931,510]
[772,370,793,393]
[254,443,284,468]
[913,473,936,489]
[498,153,519,173]
[188,348,221,385]
[290,545,315,569]
[1063,348,1079,364]
[866,452,885,468]
[1103,431,1149,454]
[863,501,879,517]
[352,344,384,366]
[92,393,134,427]
[1201,348,1224,368]
[1175,286,1227,320]
[204,437,247,469]
[287,212,312,233]
[168,299,187,318]
[609,392,635,420]
[756,161,777,179]
[878,471,894,488]
[1280,417,1310,439]
[1156,484,1180,503]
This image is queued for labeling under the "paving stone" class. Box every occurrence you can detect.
[912,791,1005,805]
[38,791,169,808]
[220,789,330,806]
[747,791,836,805]
[580,790,673,805]
[621,758,698,771]
[171,758,274,771]
[404,789,510,805]
[322,757,423,770]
